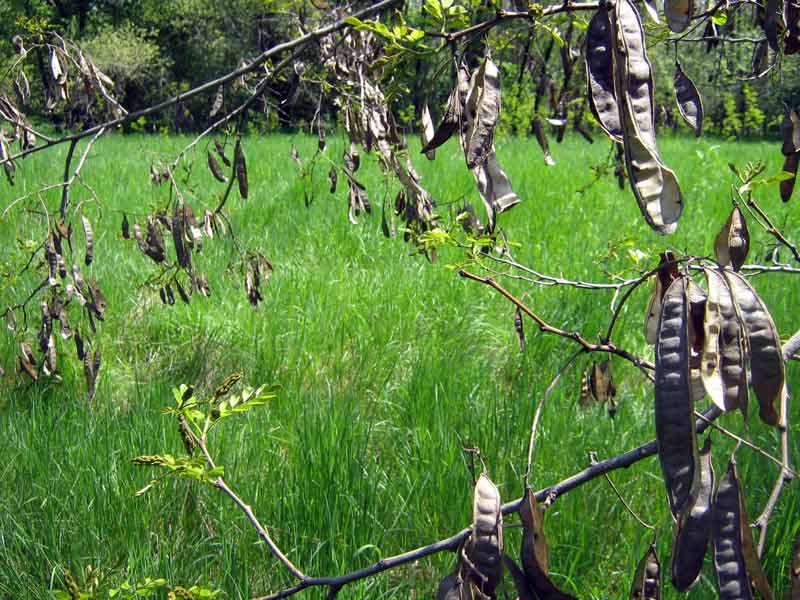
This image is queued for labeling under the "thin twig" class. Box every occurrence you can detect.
[590,451,655,532]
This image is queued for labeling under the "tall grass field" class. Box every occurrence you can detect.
[0,130,798,599]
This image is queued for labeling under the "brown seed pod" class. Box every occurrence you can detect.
[723,270,784,426]
[781,152,798,202]
[121,213,130,239]
[421,104,436,160]
[579,367,592,407]
[613,0,683,235]
[19,341,38,380]
[209,84,224,118]
[471,149,520,233]
[464,57,501,169]
[590,360,616,404]
[674,63,703,137]
[0,133,15,185]
[519,486,577,599]
[207,151,227,183]
[713,459,772,600]
[514,307,525,352]
[686,279,707,403]
[234,138,248,199]
[466,473,503,598]
[630,544,661,600]
[665,0,694,32]
[781,107,800,156]
[671,437,714,591]
[436,571,474,600]
[655,277,697,517]
[328,166,338,194]
[586,8,623,143]
[715,207,750,271]
[214,139,231,167]
[422,87,461,156]
[533,116,556,166]
[81,216,94,266]
[644,277,663,345]
[702,268,747,414]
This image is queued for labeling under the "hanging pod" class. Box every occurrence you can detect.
[586,7,623,143]
[674,62,703,137]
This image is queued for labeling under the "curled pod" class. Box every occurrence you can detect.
[466,473,503,598]
[723,271,784,426]
[781,107,800,156]
[471,149,520,232]
[464,58,501,169]
[702,268,747,414]
[586,8,623,142]
[674,63,703,137]
[655,277,697,517]
[713,460,771,600]
[714,207,750,271]
[630,544,661,600]
[665,0,694,32]
[671,437,714,591]
[422,87,460,155]
[420,104,436,160]
[781,152,798,202]
[613,0,683,234]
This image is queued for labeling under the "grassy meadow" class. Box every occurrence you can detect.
[0,129,798,599]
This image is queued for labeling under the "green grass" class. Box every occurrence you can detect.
[0,130,798,599]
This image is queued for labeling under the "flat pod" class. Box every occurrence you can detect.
[234,139,248,199]
[81,216,94,266]
[781,107,800,155]
[714,207,750,271]
[674,63,703,137]
[471,148,520,232]
[781,152,798,202]
[644,277,663,345]
[671,437,714,591]
[686,278,707,403]
[630,544,661,600]
[464,58,501,169]
[586,8,623,142]
[665,0,693,32]
[421,104,436,160]
[724,270,784,426]
[613,0,683,234]
[466,473,503,597]
[422,87,460,155]
[655,277,697,517]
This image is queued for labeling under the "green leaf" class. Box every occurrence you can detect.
[345,16,364,27]
[712,11,728,25]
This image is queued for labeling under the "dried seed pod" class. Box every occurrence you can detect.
[674,63,703,137]
[504,555,536,600]
[0,133,15,185]
[723,271,784,426]
[121,213,130,239]
[471,149,520,232]
[145,217,166,263]
[19,342,38,380]
[781,107,800,155]
[655,277,697,517]
[209,84,224,118]
[686,279,707,403]
[514,307,525,352]
[713,460,768,600]
[613,0,683,234]
[234,139,248,199]
[423,87,460,155]
[702,268,747,414]
[464,58,501,169]
[207,151,227,183]
[466,473,503,597]
[630,544,661,600]
[436,571,474,600]
[665,0,694,32]
[533,116,556,166]
[421,104,436,160]
[81,216,94,266]
[214,139,231,167]
[781,152,798,202]
[586,8,623,142]
[715,207,749,271]
[579,367,592,407]
[644,277,663,345]
[519,486,576,599]
[671,437,714,591]
[590,360,616,404]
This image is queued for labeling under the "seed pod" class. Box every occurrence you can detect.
[234,139,248,199]
[121,213,130,239]
[209,84,224,118]
[613,0,683,234]
[504,555,536,600]
[715,207,750,271]
[0,133,15,185]
[590,360,616,404]
[328,166,338,194]
[586,8,623,142]
[674,63,703,137]
[781,152,798,202]
[579,367,592,407]
[713,460,772,600]
[665,0,694,32]
[423,87,460,155]
[686,279,707,403]
[781,107,800,155]
[519,486,577,599]
[81,216,94,266]
[466,473,503,597]
[464,58,501,169]
[723,271,783,426]
[421,104,436,160]
[655,277,697,517]
[472,149,520,233]
[644,277,663,345]
[19,342,38,380]
[702,268,747,414]
[514,307,525,352]
[630,544,660,600]
[214,139,231,167]
[533,116,556,166]
[671,437,714,591]
[207,151,227,183]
